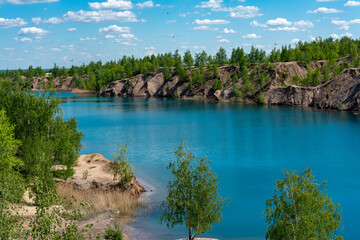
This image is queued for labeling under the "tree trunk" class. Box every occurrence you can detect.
[189,228,192,240]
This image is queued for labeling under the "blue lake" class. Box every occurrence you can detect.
[60,93,360,240]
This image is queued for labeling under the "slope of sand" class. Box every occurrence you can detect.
[57,153,145,196]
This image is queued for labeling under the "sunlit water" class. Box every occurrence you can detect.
[59,92,360,240]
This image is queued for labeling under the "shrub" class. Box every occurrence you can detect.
[104,222,124,240]
[232,84,244,99]
[258,93,267,105]
[111,143,134,186]
[212,79,223,91]
[82,170,89,179]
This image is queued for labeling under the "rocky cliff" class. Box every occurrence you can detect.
[29,59,360,112]
[98,60,360,112]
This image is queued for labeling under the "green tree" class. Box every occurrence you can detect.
[215,47,227,66]
[183,50,194,67]
[0,89,83,195]
[212,79,223,91]
[160,141,228,240]
[163,67,172,82]
[264,168,343,240]
[0,110,26,239]
[111,143,134,186]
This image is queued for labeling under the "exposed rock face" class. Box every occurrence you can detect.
[28,58,360,112]
[265,68,360,111]
[100,61,360,112]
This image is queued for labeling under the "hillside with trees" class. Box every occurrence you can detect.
[1,37,359,111]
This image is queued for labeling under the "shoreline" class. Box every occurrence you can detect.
[32,86,358,114]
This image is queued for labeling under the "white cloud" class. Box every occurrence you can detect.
[32,17,41,25]
[307,7,342,13]
[217,38,229,43]
[316,0,336,2]
[63,10,139,23]
[51,47,62,51]
[268,26,300,32]
[3,48,15,51]
[181,45,206,51]
[89,0,133,10]
[266,18,292,26]
[330,33,340,39]
[43,17,63,24]
[119,33,137,39]
[0,17,27,28]
[18,27,49,35]
[251,18,314,32]
[7,0,58,4]
[196,1,261,19]
[166,20,176,24]
[20,37,32,42]
[341,32,353,37]
[179,13,188,17]
[98,25,130,33]
[192,25,219,31]
[193,19,230,25]
[250,20,266,27]
[331,19,360,30]
[136,1,160,9]
[67,27,77,31]
[120,41,134,45]
[104,34,115,38]
[229,5,262,18]
[80,37,97,41]
[242,33,262,38]
[291,38,300,44]
[344,1,360,6]
[223,28,236,33]
[294,20,314,28]
[196,0,223,9]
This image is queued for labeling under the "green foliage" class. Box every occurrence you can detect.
[183,50,194,67]
[215,47,227,66]
[2,37,359,91]
[212,79,223,91]
[231,72,239,83]
[291,74,301,85]
[232,84,244,99]
[111,143,134,186]
[0,88,83,202]
[258,71,270,87]
[26,193,92,240]
[258,93,267,105]
[338,102,344,110]
[163,67,172,82]
[0,111,26,237]
[160,141,228,240]
[175,62,189,82]
[264,168,343,240]
[104,222,124,240]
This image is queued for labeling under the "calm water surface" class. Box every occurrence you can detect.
[59,92,360,240]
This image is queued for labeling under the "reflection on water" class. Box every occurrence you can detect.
[60,94,360,240]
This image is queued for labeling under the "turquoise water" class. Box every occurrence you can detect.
[59,93,360,240]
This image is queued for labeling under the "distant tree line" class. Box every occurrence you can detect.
[1,36,359,91]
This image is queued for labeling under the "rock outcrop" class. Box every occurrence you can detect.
[28,58,360,112]
[99,61,360,112]
[265,68,360,111]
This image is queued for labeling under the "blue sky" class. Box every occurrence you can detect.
[0,0,359,69]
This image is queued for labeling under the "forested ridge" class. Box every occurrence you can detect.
[1,37,360,91]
